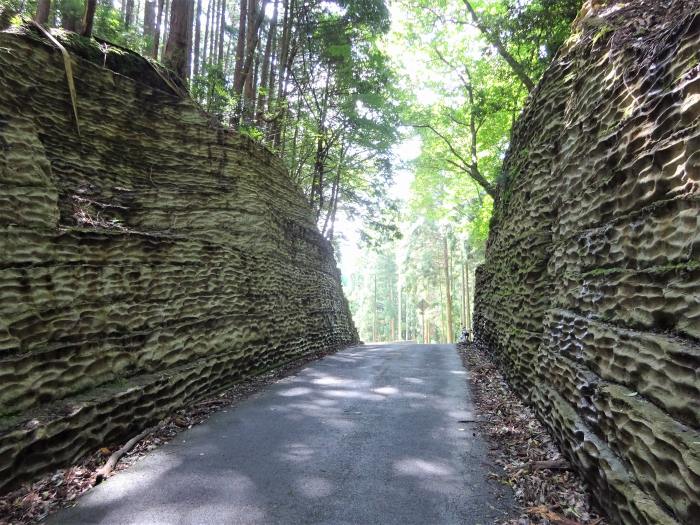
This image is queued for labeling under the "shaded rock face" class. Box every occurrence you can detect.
[0,29,357,492]
[474,1,699,524]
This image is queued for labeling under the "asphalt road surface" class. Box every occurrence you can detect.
[50,343,513,524]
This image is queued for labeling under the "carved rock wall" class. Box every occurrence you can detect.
[0,29,357,492]
[473,1,700,524]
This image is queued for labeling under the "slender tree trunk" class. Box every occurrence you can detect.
[211,0,220,64]
[186,0,194,79]
[322,146,343,237]
[163,0,192,81]
[217,0,226,64]
[256,2,275,124]
[460,255,466,329]
[202,0,211,70]
[269,0,290,141]
[253,50,262,117]
[81,0,97,36]
[265,0,278,114]
[238,0,268,123]
[35,0,51,24]
[224,35,233,76]
[465,258,472,340]
[152,0,165,58]
[192,0,201,77]
[160,0,171,57]
[443,235,454,343]
[439,275,445,342]
[373,275,377,342]
[233,0,247,90]
[144,0,157,38]
[397,278,402,342]
[125,0,134,28]
[242,0,256,118]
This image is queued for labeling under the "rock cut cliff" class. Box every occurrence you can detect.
[0,26,357,492]
[474,1,699,524]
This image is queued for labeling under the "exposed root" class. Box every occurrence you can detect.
[94,424,159,485]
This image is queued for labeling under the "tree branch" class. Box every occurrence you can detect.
[414,124,496,198]
[461,0,535,92]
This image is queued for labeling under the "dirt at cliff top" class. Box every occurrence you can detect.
[2,17,185,95]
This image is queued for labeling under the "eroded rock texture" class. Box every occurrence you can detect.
[474,1,700,524]
[0,28,357,492]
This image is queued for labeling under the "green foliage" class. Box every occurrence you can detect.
[191,62,236,117]
[345,0,579,342]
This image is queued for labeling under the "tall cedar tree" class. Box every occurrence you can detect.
[81,0,97,36]
[35,0,51,24]
[164,0,193,80]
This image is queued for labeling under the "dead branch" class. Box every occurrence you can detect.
[94,424,159,484]
[526,458,571,472]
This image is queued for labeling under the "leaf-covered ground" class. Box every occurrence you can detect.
[459,342,608,525]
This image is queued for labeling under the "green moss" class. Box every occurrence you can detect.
[582,260,699,279]
[592,24,614,45]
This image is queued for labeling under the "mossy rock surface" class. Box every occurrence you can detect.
[474,1,700,524]
[0,28,357,493]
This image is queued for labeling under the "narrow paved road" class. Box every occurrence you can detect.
[51,343,513,524]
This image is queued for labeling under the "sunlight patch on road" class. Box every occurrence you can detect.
[297,476,335,498]
[393,458,455,477]
[373,386,399,395]
[278,387,313,397]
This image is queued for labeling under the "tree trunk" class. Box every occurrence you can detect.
[80,0,97,36]
[124,0,134,29]
[252,51,260,116]
[465,257,472,340]
[35,0,51,24]
[160,0,171,57]
[322,146,343,238]
[256,0,277,125]
[211,0,220,64]
[265,0,279,115]
[144,0,156,38]
[217,0,226,64]
[460,253,466,329]
[224,35,233,77]
[238,0,269,124]
[373,274,377,342]
[397,278,402,342]
[242,0,257,120]
[443,235,454,343]
[152,0,165,58]
[163,0,192,81]
[269,0,290,142]
[201,0,210,70]
[186,0,194,80]
[192,0,201,76]
[232,0,247,102]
